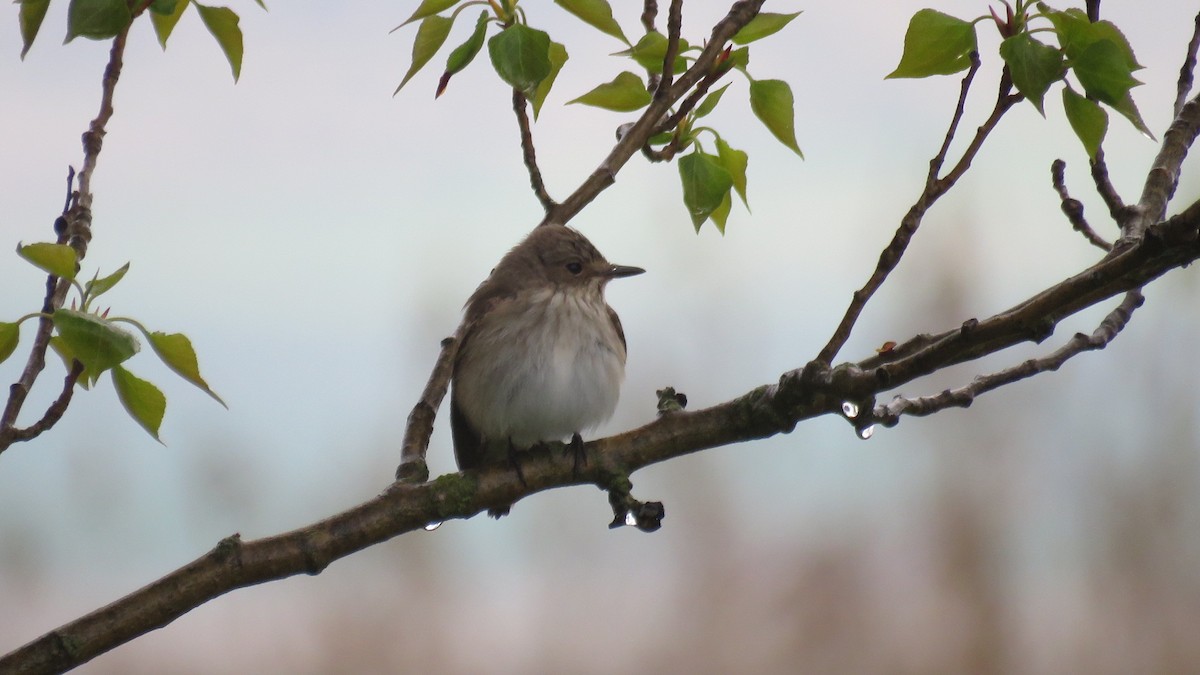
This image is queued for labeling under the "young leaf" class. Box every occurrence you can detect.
[1062,85,1108,158]
[150,0,189,49]
[400,0,459,28]
[1110,90,1155,140]
[0,322,19,365]
[531,41,569,119]
[437,10,490,97]
[715,138,749,208]
[49,335,92,388]
[86,262,130,300]
[732,11,802,45]
[749,79,803,157]
[554,0,628,45]
[147,331,226,407]
[887,9,977,78]
[17,242,77,280]
[999,34,1064,115]
[710,191,732,234]
[52,308,140,377]
[694,83,731,119]
[619,32,689,74]
[1040,5,1141,70]
[19,0,51,59]
[396,15,454,94]
[488,24,552,94]
[194,3,244,82]
[65,0,132,42]
[1072,38,1140,107]
[112,366,166,443]
[679,151,734,230]
[568,71,650,111]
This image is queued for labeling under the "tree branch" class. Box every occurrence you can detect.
[816,57,1022,365]
[0,26,130,455]
[874,289,1142,425]
[512,90,556,213]
[1176,11,1200,118]
[1052,158,1112,251]
[539,0,765,227]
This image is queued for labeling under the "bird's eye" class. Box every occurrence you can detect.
[566,261,583,275]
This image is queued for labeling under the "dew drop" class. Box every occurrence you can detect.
[842,401,859,418]
[424,521,443,532]
[624,511,638,527]
[858,425,876,440]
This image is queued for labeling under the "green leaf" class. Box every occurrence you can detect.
[726,46,750,72]
[65,0,132,42]
[568,71,650,111]
[147,331,226,407]
[396,15,454,94]
[86,262,130,301]
[1110,90,1154,140]
[17,242,77,280]
[437,10,490,97]
[886,8,977,78]
[679,151,733,230]
[1040,5,1141,70]
[149,0,180,14]
[0,323,19,365]
[749,79,803,157]
[618,31,689,74]
[999,34,1064,115]
[400,0,458,28]
[554,0,628,44]
[710,191,732,234]
[19,0,51,59]
[52,308,140,378]
[112,366,166,443]
[1062,85,1108,158]
[694,83,730,119]
[150,0,189,49]
[1073,38,1140,106]
[732,11,802,45]
[531,41,569,119]
[715,138,749,208]
[49,335,91,388]
[194,4,244,82]
[488,24,552,94]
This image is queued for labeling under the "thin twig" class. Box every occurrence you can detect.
[1174,11,1200,118]
[656,0,683,99]
[396,336,458,482]
[7,362,85,443]
[0,27,130,455]
[1089,148,1128,226]
[1051,159,1112,251]
[540,0,765,227]
[1132,94,1200,236]
[641,0,657,32]
[874,289,1142,425]
[815,57,1021,365]
[512,90,556,213]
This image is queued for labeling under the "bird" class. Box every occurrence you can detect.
[449,224,644,516]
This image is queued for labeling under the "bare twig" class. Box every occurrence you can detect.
[0,27,130,455]
[1089,148,1129,225]
[1132,94,1200,236]
[512,90,556,213]
[396,336,458,483]
[816,56,1022,365]
[874,290,1142,425]
[6,362,85,443]
[1051,159,1112,251]
[1174,11,1200,118]
[656,0,683,98]
[641,0,657,32]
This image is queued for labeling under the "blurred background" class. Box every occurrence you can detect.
[4,1,1200,672]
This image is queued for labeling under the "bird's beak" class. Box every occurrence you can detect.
[605,264,646,279]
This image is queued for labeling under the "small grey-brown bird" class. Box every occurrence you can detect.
[450,225,644,516]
